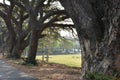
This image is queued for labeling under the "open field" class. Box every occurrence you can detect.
[36,54,82,68]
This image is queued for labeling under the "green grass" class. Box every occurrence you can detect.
[36,54,82,68]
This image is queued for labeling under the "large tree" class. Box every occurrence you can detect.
[59,0,120,79]
[20,0,73,65]
[0,1,30,58]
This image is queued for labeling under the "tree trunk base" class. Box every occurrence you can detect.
[7,53,21,59]
[23,58,38,66]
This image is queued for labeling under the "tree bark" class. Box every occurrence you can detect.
[59,0,120,79]
[26,30,39,65]
[11,36,30,58]
[4,19,16,57]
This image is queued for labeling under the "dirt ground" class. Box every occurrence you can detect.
[0,55,81,80]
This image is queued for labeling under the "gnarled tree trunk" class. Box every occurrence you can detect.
[11,37,29,58]
[4,19,16,58]
[59,0,120,79]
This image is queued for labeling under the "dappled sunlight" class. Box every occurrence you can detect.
[0,0,118,79]
[3,58,81,80]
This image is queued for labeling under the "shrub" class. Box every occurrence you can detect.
[86,72,118,80]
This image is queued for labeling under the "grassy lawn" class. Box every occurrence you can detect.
[36,54,82,68]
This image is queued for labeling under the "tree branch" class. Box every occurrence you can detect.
[0,11,7,19]
[40,10,67,23]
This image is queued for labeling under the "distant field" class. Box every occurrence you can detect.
[36,54,82,68]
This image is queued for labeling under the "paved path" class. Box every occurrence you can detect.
[0,60,38,80]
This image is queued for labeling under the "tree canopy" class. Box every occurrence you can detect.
[0,0,120,80]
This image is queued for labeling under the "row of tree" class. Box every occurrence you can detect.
[0,0,73,64]
[0,0,119,80]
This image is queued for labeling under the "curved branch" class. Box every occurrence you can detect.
[40,10,68,23]
[0,11,7,19]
